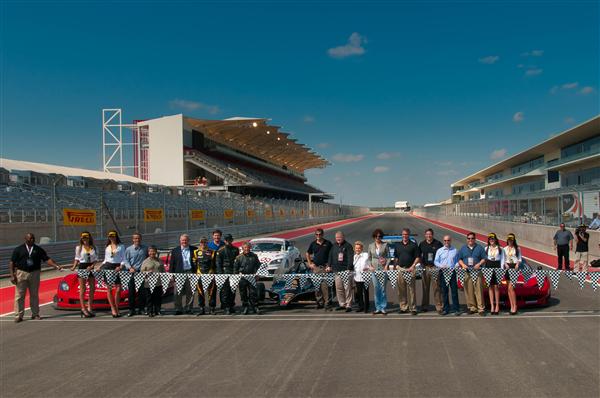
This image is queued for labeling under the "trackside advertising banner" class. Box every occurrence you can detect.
[63,208,96,226]
[144,209,164,222]
[190,209,206,221]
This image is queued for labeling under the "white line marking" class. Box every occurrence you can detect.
[0,302,53,318]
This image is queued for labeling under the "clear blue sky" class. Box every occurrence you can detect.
[1,1,598,206]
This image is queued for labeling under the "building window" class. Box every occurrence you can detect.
[511,156,544,175]
[547,170,559,183]
[562,166,600,187]
[511,180,545,195]
[561,135,600,159]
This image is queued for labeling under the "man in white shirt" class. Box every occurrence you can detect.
[434,235,460,316]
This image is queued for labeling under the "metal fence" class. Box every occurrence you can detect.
[416,185,600,228]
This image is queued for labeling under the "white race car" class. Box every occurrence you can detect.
[250,237,304,277]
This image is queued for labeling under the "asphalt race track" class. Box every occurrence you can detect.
[1,214,599,398]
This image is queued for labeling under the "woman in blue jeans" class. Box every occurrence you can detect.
[367,229,390,315]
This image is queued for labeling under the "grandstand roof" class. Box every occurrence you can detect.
[183,116,330,173]
[0,158,146,184]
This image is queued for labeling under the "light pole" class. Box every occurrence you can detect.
[308,192,335,219]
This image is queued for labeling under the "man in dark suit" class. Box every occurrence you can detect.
[169,234,198,315]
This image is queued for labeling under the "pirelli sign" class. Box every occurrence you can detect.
[144,209,164,222]
[63,208,97,226]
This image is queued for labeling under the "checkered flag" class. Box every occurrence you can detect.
[146,272,159,293]
[468,268,479,283]
[201,274,214,293]
[563,270,574,280]
[481,268,495,286]
[576,272,588,290]
[521,267,533,282]
[442,268,454,286]
[324,273,335,287]
[134,272,146,292]
[455,268,466,285]
[338,271,352,289]
[283,274,296,289]
[386,270,399,289]
[91,269,104,282]
[494,268,506,283]
[104,270,118,287]
[535,269,548,290]
[77,269,90,279]
[173,273,188,295]
[297,274,308,289]
[188,274,201,291]
[243,274,257,287]
[507,269,519,286]
[589,272,600,291]
[256,264,269,277]
[229,274,242,292]
[159,273,172,294]
[310,273,323,287]
[401,269,413,284]
[428,267,440,282]
[374,271,387,288]
[548,270,561,290]
[119,271,132,289]
[215,274,229,292]
[361,271,372,289]
[415,267,424,280]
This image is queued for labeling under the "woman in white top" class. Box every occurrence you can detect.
[70,231,99,318]
[103,230,126,317]
[501,233,521,315]
[353,241,370,313]
[484,233,503,315]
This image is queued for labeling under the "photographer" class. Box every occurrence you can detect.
[574,224,589,272]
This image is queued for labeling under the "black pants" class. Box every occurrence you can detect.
[128,273,145,312]
[144,287,162,314]
[239,278,257,308]
[199,280,217,308]
[557,244,571,270]
[355,281,369,311]
[220,280,235,309]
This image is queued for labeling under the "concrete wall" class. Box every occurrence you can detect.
[413,209,600,260]
[143,114,184,186]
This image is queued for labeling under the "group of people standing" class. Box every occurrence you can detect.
[306,228,525,316]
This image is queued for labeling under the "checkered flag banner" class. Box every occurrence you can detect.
[442,268,454,286]
[481,268,495,286]
[159,273,172,294]
[146,272,159,293]
[104,270,118,287]
[283,274,296,289]
[134,272,146,292]
[548,270,561,290]
[521,267,533,282]
[91,269,104,282]
[119,271,132,289]
[361,271,372,289]
[201,274,214,293]
[468,268,479,282]
[563,270,574,280]
[507,269,519,286]
[455,268,466,285]
[589,272,600,291]
[339,271,352,289]
[576,272,588,290]
[386,270,399,289]
[415,267,424,280]
[374,271,387,288]
[173,273,188,295]
[229,275,242,292]
[401,269,413,284]
[298,274,308,289]
[494,268,506,283]
[535,270,548,290]
[188,274,201,292]
[243,274,257,288]
[428,267,440,282]
[324,273,336,287]
[215,274,229,292]
[77,269,90,279]
[256,264,270,277]
[310,273,323,287]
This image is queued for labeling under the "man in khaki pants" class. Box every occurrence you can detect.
[393,229,421,315]
[457,232,487,316]
[9,233,62,322]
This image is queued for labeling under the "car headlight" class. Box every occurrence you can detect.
[59,282,70,291]
[269,259,282,266]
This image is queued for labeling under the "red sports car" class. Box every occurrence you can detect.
[53,251,173,311]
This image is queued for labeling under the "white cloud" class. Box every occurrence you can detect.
[332,153,364,162]
[550,86,559,95]
[579,86,595,95]
[376,152,401,160]
[562,82,579,89]
[327,32,367,59]
[490,148,508,160]
[522,49,544,57]
[478,55,499,64]
[169,98,220,114]
[436,169,458,176]
[513,111,525,123]
[303,115,315,123]
[317,142,329,149]
[525,68,543,76]
[373,166,390,173]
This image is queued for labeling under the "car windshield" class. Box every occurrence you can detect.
[252,242,283,252]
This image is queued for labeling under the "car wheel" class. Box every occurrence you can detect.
[257,282,266,302]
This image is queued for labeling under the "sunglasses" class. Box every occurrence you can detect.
[443,239,451,242]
